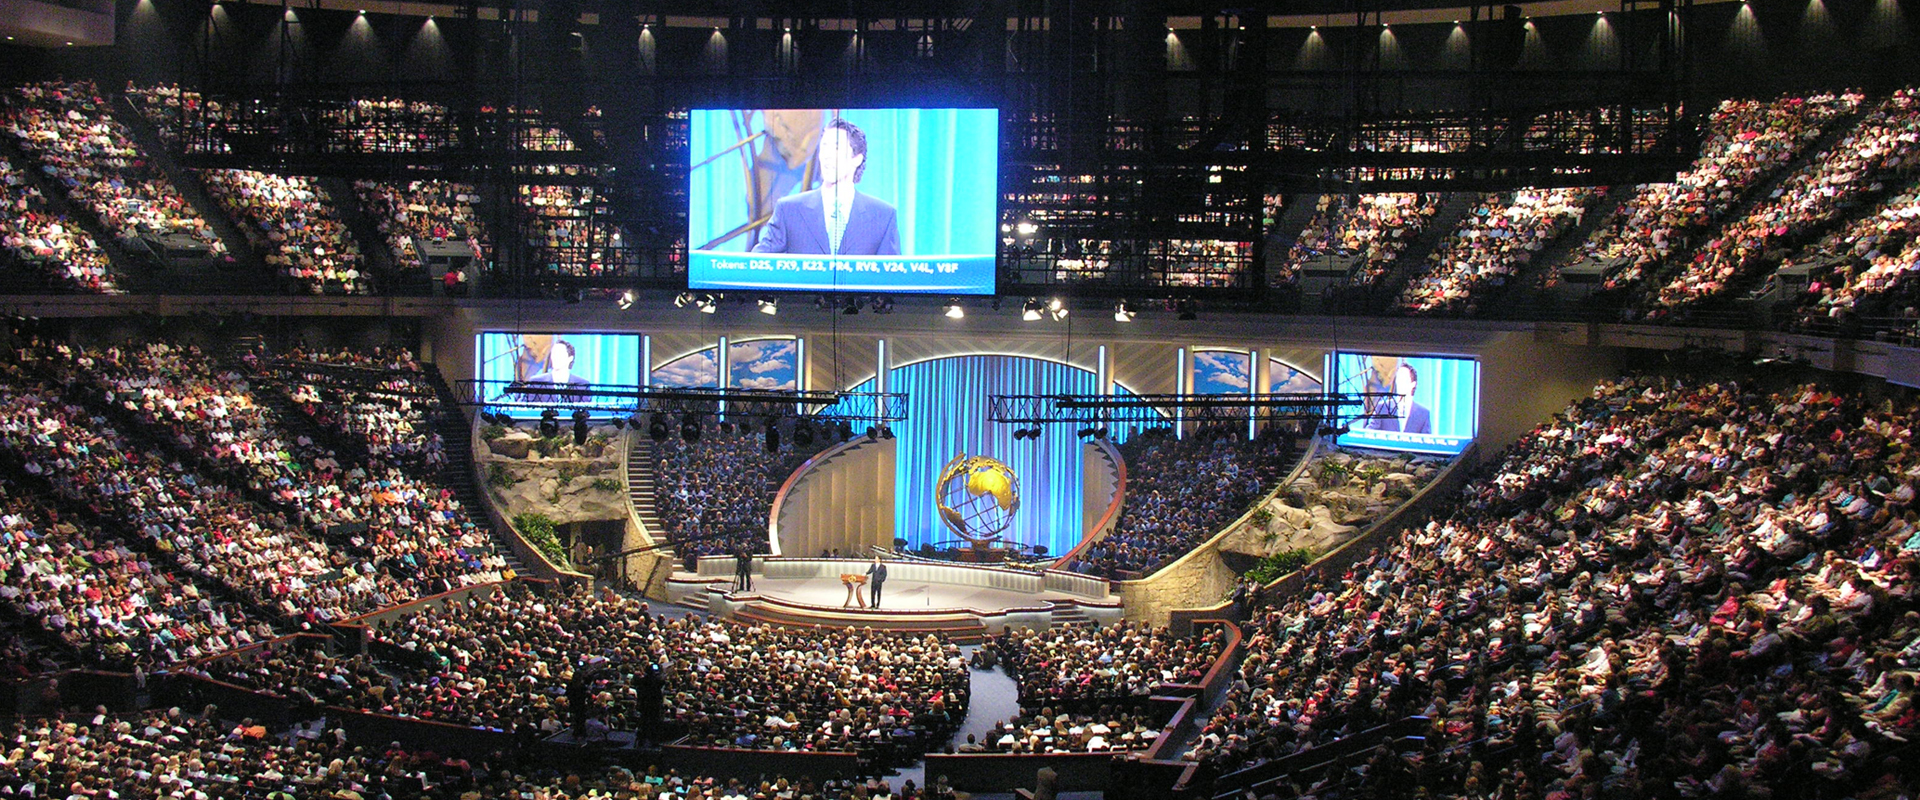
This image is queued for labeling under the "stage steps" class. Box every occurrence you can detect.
[733,603,991,644]
[425,374,527,579]
[1050,604,1093,630]
[626,437,666,538]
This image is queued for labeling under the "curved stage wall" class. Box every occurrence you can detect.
[849,354,1144,558]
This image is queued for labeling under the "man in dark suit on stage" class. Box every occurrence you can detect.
[733,547,753,592]
[750,118,901,257]
[866,556,888,608]
[1366,362,1433,435]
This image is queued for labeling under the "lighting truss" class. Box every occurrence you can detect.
[985,392,1400,426]
[459,379,909,423]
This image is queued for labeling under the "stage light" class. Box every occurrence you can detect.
[673,291,696,308]
[696,293,719,314]
[1047,298,1068,321]
[1076,425,1097,439]
[866,425,880,439]
[1093,426,1109,440]
[649,412,669,441]
[793,421,814,447]
[682,415,703,442]
[572,410,591,446]
[610,417,627,430]
[616,290,635,310]
[943,300,965,319]
[764,420,781,453]
[842,298,861,315]
[1113,301,1137,322]
[1022,298,1044,321]
[871,297,894,314]
[757,297,778,315]
[839,421,856,441]
[539,409,561,439]
[879,425,895,440]
[1011,427,1029,440]
[1177,299,1199,321]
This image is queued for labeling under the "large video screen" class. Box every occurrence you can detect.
[687,108,999,295]
[1325,352,1479,455]
[474,332,641,415]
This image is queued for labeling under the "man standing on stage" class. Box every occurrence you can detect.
[733,547,754,592]
[866,556,888,608]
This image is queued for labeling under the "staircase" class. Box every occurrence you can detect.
[626,437,666,538]
[1266,194,1325,264]
[1050,603,1093,630]
[1367,192,1479,311]
[0,133,147,283]
[1487,186,1633,318]
[425,373,527,578]
[108,95,276,293]
[318,176,414,296]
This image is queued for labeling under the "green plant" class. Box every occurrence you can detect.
[590,477,622,492]
[1247,506,1274,529]
[1244,547,1316,585]
[552,463,587,502]
[512,512,569,568]
[480,424,507,441]
[531,437,564,458]
[1316,460,1351,485]
[486,462,519,489]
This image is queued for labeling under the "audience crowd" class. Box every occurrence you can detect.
[201,169,368,295]
[355,179,489,275]
[519,184,637,277]
[1399,188,1597,315]
[1583,92,1862,290]
[1655,89,1920,308]
[1,706,956,800]
[1001,622,1227,706]
[274,346,448,470]
[656,428,828,557]
[1068,428,1297,578]
[320,97,457,153]
[1275,193,1445,285]
[202,585,968,768]
[3,81,226,256]
[0,154,115,292]
[1789,188,1920,322]
[1189,370,1920,799]
[0,476,270,669]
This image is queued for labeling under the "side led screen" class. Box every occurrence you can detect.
[474,332,641,414]
[687,108,999,295]
[1326,352,1479,455]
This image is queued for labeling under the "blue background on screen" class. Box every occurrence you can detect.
[687,108,999,294]
[1326,353,1480,455]
[474,332,642,415]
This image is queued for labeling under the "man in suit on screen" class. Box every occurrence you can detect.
[1366,362,1433,435]
[750,118,902,257]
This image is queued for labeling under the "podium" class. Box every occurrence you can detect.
[839,574,869,608]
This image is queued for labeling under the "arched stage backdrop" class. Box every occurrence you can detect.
[849,354,1145,557]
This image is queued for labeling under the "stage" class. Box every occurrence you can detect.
[665,557,1123,639]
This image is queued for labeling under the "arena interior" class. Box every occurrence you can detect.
[2,0,1920,797]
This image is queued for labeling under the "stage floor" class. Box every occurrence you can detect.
[737,574,1077,613]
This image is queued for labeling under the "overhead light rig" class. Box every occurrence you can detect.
[986,392,1399,427]
[459,380,909,424]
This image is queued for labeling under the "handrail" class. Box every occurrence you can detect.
[765,434,874,557]
[1050,437,1127,570]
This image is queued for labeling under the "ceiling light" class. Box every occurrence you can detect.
[1113,301,1137,322]
[1022,298,1044,322]
[1048,298,1068,321]
[757,296,778,315]
[616,290,634,310]
[673,291,696,308]
[696,293,719,314]
[943,299,965,319]
[842,298,861,315]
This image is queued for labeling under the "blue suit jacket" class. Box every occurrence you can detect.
[1366,401,1432,435]
[750,188,901,256]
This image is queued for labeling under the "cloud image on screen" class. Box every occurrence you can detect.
[1193,350,1253,395]
[728,339,799,391]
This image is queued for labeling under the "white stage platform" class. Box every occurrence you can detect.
[664,557,1124,635]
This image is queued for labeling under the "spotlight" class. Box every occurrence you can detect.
[1022,298,1044,321]
[1012,427,1029,441]
[1093,426,1109,440]
[610,417,627,430]
[1113,300,1137,322]
[878,425,895,440]
[757,297,779,315]
[681,415,703,442]
[866,425,880,439]
[1047,298,1068,321]
[838,421,855,442]
[617,290,635,310]
[649,412,669,441]
[793,421,814,447]
[572,410,590,446]
[871,296,894,314]
[943,300,965,319]
[696,293,719,314]
[539,409,561,439]
[673,291,696,308]
[764,420,781,453]
[1177,299,1199,321]
[842,298,861,315]
[1076,425,1097,439]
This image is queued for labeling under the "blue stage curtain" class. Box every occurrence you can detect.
[851,354,1143,557]
[688,108,999,257]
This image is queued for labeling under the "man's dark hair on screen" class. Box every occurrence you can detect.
[825,117,868,183]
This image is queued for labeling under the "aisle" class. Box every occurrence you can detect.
[950,646,1021,750]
